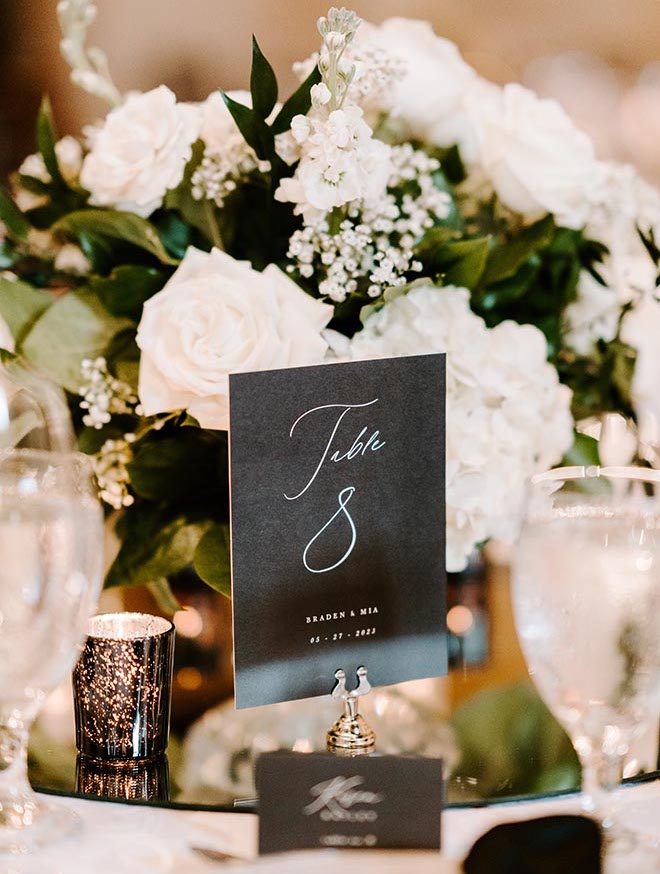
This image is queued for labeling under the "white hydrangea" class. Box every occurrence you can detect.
[343,284,574,571]
[564,271,620,356]
[80,86,200,217]
[581,162,660,427]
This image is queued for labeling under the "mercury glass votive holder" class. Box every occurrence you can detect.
[73,612,175,761]
[75,754,170,802]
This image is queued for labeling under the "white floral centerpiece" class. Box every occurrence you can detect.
[1,3,659,596]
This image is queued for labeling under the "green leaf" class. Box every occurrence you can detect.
[106,508,211,589]
[151,211,198,260]
[480,215,555,287]
[478,261,539,311]
[639,226,660,268]
[147,578,182,614]
[104,327,140,387]
[0,190,30,240]
[193,523,231,597]
[561,431,600,467]
[90,265,166,319]
[163,140,212,240]
[0,276,52,346]
[417,236,490,288]
[250,36,278,120]
[20,288,132,392]
[222,92,276,162]
[53,210,179,266]
[127,430,228,503]
[271,65,321,135]
[36,97,66,189]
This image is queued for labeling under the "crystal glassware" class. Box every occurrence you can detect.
[0,450,104,853]
[512,465,660,854]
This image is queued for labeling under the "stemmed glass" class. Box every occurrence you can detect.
[0,449,104,853]
[512,465,660,857]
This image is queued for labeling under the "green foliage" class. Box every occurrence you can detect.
[451,682,580,799]
[0,190,30,240]
[558,339,637,422]
[126,427,228,504]
[222,92,276,164]
[89,265,167,320]
[271,66,321,136]
[163,139,214,242]
[53,210,179,267]
[561,431,600,468]
[193,524,231,597]
[36,98,67,190]
[0,276,52,345]
[250,36,278,119]
[106,506,212,590]
[20,288,132,392]
[480,216,556,286]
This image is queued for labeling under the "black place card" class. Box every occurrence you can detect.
[256,751,443,854]
[229,355,447,709]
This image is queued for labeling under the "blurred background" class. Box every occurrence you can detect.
[3,0,660,184]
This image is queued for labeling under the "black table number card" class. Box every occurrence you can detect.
[229,355,447,709]
[256,751,443,854]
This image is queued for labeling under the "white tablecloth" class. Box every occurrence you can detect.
[5,781,660,874]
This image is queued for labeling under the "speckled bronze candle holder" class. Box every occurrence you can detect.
[73,612,175,761]
[75,754,170,802]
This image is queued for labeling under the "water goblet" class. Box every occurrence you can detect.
[0,449,104,853]
[512,465,660,858]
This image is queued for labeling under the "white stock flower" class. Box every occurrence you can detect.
[469,84,603,228]
[80,86,200,216]
[136,247,333,430]
[345,283,574,571]
[275,104,391,221]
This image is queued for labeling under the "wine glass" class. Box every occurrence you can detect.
[512,465,660,855]
[0,449,104,853]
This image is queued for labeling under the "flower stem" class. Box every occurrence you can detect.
[204,200,224,250]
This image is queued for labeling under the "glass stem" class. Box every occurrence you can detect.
[577,738,624,829]
[0,716,37,831]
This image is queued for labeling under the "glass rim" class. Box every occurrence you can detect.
[87,612,175,642]
[0,447,93,468]
[532,464,660,486]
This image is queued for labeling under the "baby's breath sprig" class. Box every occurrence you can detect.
[93,435,136,509]
[78,357,141,429]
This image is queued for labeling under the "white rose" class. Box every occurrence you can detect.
[199,90,251,152]
[469,84,603,228]
[347,283,573,570]
[136,247,333,430]
[80,86,200,217]
[354,18,482,158]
